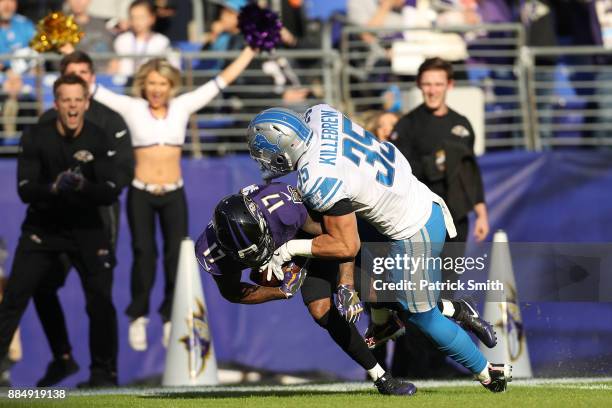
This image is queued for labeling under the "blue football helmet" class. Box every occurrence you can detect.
[247,107,313,180]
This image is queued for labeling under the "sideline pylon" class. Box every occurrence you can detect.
[480,230,533,378]
[162,238,219,386]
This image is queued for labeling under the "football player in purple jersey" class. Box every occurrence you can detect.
[196,182,496,395]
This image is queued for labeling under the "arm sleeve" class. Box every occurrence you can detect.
[106,113,134,190]
[79,140,121,205]
[323,198,353,216]
[174,77,226,115]
[92,84,135,114]
[16,130,55,204]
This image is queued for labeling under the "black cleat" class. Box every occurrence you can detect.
[37,357,79,387]
[374,372,417,396]
[480,363,512,393]
[454,299,497,348]
[76,370,117,389]
[365,312,406,349]
[0,356,13,387]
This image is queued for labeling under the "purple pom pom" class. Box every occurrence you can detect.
[238,3,282,52]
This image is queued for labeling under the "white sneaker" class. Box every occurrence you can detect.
[129,317,149,351]
[162,322,171,348]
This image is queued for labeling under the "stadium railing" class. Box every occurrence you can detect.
[339,24,532,150]
[523,45,612,150]
[3,31,612,155]
[0,45,342,156]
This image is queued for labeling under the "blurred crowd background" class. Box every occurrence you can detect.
[2,0,612,155]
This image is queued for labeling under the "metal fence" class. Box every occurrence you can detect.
[524,46,612,150]
[2,23,612,155]
[340,24,530,150]
[0,47,341,156]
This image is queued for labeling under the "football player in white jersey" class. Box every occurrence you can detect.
[247,105,511,392]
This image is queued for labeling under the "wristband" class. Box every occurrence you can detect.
[286,239,313,258]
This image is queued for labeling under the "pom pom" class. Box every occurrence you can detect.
[238,3,282,52]
[30,12,84,53]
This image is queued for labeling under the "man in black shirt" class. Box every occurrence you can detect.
[33,52,133,387]
[0,74,121,387]
[390,58,489,378]
[392,57,489,244]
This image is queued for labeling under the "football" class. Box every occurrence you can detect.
[250,257,307,287]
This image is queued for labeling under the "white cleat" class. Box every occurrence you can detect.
[129,317,149,351]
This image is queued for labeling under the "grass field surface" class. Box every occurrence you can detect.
[1,378,610,408]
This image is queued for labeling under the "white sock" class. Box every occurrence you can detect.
[370,308,391,325]
[441,299,455,318]
[475,363,491,383]
[367,364,386,381]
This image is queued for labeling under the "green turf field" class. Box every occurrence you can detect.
[1,379,611,408]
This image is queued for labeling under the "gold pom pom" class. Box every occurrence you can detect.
[29,12,84,53]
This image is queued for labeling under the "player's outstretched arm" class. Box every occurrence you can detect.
[213,274,285,304]
[262,211,360,281]
[218,47,256,86]
[312,212,361,259]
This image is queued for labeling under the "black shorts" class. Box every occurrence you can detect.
[300,259,340,305]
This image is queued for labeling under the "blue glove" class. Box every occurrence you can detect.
[335,284,364,323]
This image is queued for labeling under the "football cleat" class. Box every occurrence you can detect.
[365,312,406,349]
[480,363,512,393]
[374,372,417,396]
[454,299,497,348]
[37,356,79,387]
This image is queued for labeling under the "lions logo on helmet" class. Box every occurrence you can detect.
[247,107,313,180]
[252,133,281,154]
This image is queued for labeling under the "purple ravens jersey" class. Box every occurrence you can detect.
[196,182,308,276]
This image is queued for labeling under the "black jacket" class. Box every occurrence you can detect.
[17,120,121,233]
[39,99,133,191]
[392,104,485,221]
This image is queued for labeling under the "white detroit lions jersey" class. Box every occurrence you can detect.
[297,104,436,240]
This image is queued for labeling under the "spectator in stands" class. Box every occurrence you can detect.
[0,69,36,139]
[391,57,489,378]
[278,0,320,50]
[65,0,114,57]
[517,0,558,143]
[111,0,175,77]
[203,0,311,112]
[0,0,35,71]
[90,46,256,351]
[12,0,63,22]
[153,0,191,42]
[370,110,400,142]
[583,0,612,142]
[347,0,405,33]
[87,0,131,33]
[33,51,133,387]
[0,74,122,387]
